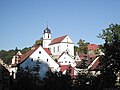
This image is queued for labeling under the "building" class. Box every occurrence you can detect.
[43,27,74,58]
[10,26,75,78]
[11,46,60,78]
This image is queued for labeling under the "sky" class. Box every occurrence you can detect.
[0,0,120,50]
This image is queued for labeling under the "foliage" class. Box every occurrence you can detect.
[43,68,73,90]
[12,65,43,90]
[21,47,31,54]
[97,23,120,44]
[0,49,16,64]
[79,58,88,69]
[0,47,30,65]
[98,23,120,88]
[74,72,100,90]
[34,37,43,46]
[77,39,89,54]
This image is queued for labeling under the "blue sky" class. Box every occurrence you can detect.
[0,0,120,50]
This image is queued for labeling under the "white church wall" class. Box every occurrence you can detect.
[50,42,74,56]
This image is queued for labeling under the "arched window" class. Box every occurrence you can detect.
[48,34,49,38]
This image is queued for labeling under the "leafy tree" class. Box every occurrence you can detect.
[78,57,88,69]
[43,68,73,90]
[77,39,89,54]
[0,49,16,64]
[74,46,79,55]
[98,24,120,88]
[12,65,43,90]
[74,71,100,90]
[21,47,31,54]
[34,37,43,46]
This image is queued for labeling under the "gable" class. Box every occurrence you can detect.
[19,45,59,70]
[12,46,39,67]
[61,35,73,43]
[58,52,75,66]
[49,35,67,45]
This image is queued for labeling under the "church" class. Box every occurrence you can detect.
[10,26,75,78]
[43,26,74,58]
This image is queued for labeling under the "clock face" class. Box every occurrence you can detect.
[45,30,48,32]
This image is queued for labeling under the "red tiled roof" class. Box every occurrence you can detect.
[79,54,96,60]
[49,35,67,45]
[90,57,100,70]
[87,44,99,50]
[60,65,70,72]
[43,48,52,55]
[60,65,75,77]
[12,46,39,67]
[19,46,39,64]
[79,54,87,60]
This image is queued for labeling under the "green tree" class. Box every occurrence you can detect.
[12,65,43,90]
[98,24,120,88]
[21,47,31,54]
[0,49,16,64]
[77,39,89,54]
[34,37,43,46]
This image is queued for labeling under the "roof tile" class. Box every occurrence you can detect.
[49,35,67,45]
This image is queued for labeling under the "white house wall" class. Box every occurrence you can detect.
[58,53,75,67]
[60,43,74,56]
[20,46,59,77]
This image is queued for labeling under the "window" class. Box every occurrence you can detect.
[64,57,66,59]
[53,47,55,53]
[39,51,41,54]
[48,34,49,38]
[31,58,33,62]
[67,38,68,42]
[47,59,48,62]
[44,34,45,38]
[38,57,40,59]
[57,46,59,52]
[67,45,68,47]
[69,61,71,63]
[65,61,67,63]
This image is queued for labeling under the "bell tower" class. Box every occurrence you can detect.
[43,26,52,48]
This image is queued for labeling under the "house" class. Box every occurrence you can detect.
[11,45,60,78]
[10,26,75,78]
[58,51,76,67]
[87,44,99,54]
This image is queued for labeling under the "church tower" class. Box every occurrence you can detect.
[43,26,52,48]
